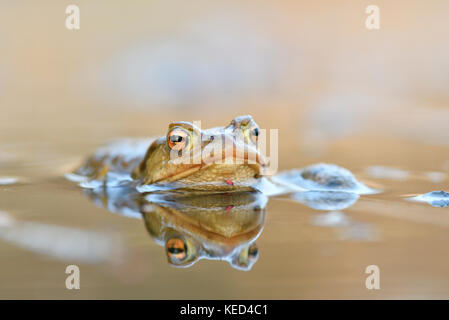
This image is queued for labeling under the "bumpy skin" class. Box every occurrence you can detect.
[72,116,373,195]
[74,115,266,192]
[73,138,150,181]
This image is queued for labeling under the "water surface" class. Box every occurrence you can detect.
[1,0,449,299]
[1,119,448,299]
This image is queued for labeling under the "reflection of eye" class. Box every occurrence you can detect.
[247,244,259,262]
[165,236,198,267]
[167,128,190,151]
[231,243,259,270]
[249,125,259,144]
[166,238,187,261]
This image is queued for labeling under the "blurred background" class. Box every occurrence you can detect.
[1,0,449,299]
[2,0,449,169]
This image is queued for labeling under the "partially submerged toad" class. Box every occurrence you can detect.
[67,115,374,195]
[69,115,378,270]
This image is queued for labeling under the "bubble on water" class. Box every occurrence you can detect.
[409,190,449,208]
[272,163,378,195]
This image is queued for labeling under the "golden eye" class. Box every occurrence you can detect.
[167,128,190,151]
[166,238,187,261]
[249,124,260,144]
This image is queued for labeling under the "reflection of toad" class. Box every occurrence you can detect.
[83,187,266,270]
[143,192,266,270]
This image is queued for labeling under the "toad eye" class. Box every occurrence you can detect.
[249,125,260,144]
[167,128,190,151]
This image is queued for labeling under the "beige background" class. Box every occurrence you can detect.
[0,1,448,299]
